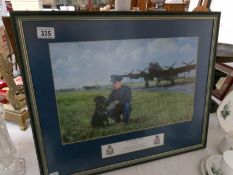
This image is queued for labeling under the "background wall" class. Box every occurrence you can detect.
[0,0,9,25]
[10,0,42,10]
[2,0,233,44]
[189,0,233,45]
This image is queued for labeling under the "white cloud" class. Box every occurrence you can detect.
[49,37,198,89]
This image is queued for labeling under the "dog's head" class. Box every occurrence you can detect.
[94,96,107,111]
[94,96,106,104]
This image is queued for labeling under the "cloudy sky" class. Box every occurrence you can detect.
[49,37,198,90]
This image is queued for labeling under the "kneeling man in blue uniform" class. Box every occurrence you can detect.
[106,75,132,123]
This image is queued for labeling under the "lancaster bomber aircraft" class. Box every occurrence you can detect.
[112,59,196,88]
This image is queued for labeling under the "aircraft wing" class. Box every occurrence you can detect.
[170,64,196,74]
[115,64,196,80]
[121,73,144,79]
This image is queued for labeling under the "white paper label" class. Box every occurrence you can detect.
[37,27,55,39]
[101,133,164,158]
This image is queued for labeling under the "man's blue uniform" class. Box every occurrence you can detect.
[106,85,132,123]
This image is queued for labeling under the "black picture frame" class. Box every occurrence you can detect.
[11,11,220,175]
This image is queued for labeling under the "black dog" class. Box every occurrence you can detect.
[91,96,109,127]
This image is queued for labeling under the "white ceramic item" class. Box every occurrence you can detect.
[115,0,131,11]
[200,156,209,175]
[221,150,233,175]
[216,90,233,133]
[219,130,233,154]
[206,155,223,175]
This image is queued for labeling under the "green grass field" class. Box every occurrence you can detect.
[56,89,194,144]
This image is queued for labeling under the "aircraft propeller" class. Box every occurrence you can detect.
[182,58,195,66]
[182,59,195,77]
[164,61,177,69]
[137,67,148,74]
[124,69,135,75]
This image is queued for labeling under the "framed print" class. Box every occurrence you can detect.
[11,12,220,175]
